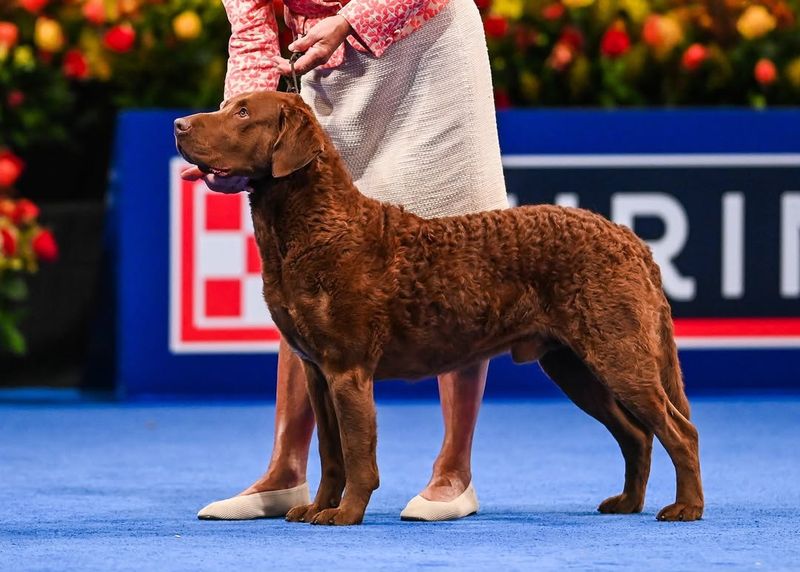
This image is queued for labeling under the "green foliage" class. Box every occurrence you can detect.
[0,271,28,355]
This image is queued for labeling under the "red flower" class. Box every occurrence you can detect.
[7,90,25,108]
[514,27,538,50]
[542,3,565,21]
[0,199,14,219]
[63,49,90,79]
[32,229,58,262]
[82,0,106,25]
[0,21,19,48]
[1,227,17,257]
[484,15,509,38]
[754,58,777,85]
[600,25,630,58]
[548,42,575,71]
[642,15,661,47]
[14,199,40,225]
[559,26,584,51]
[681,43,707,71]
[494,89,511,109]
[103,24,136,53]
[19,0,48,13]
[474,0,492,10]
[0,150,25,188]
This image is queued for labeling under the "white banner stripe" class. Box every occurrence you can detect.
[502,154,800,168]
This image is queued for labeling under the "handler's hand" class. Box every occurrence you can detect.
[180,165,253,194]
[272,15,353,76]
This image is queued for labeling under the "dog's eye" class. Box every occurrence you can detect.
[237,107,248,118]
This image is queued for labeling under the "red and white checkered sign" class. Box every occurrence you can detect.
[170,158,281,353]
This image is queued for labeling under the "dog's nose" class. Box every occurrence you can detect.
[174,118,191,134]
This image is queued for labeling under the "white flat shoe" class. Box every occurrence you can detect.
[197,482,310,520]
[400,482,479,522]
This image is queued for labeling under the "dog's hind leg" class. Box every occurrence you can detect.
[577,338,704,522]
[285,360,346,523]
[309,366,379,526]
[539,347,652,514]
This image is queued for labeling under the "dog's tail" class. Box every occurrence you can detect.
[657,305,691,419]
[644,251,691,420]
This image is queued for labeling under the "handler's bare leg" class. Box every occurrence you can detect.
[197,339,316,519]
[419,360,488,501]
[240,339,316,494]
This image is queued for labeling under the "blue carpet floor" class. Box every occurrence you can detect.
[1,396,799,571]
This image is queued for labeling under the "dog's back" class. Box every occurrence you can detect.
[373,203,665,379]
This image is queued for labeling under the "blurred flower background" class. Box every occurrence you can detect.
[1,0,798,196]
[0,0,799,355]
[484,0,800,107]
[0,0,233,355]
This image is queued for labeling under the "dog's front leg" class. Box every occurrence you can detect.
[285,360,346,523]
[309,367,379,526]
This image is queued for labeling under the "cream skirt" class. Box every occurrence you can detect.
[300,0,508,218]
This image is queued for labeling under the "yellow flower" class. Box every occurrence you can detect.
[619,0,649,25]
[92,53,113,80]
[786,58,800,89]
[34,17,65,52]
[563,0,594,7]
[736,5,776,40]
[118,0,139,17]
[79,28,112,80]
[643,14,683,57]
[173,10,202,40]
[568,55,591,98]
[520,71,540,100]
[12,45,35,70]
[659,15,683,53]
[491,0,523,20]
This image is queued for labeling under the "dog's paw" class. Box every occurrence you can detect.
[286,503,321,523]
[309,507,363,526]
[597,493,644,514]
[656,502,703,522]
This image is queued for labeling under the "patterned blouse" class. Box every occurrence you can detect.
[223,0,450,100]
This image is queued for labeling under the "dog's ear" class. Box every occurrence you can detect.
[271,104,323,178]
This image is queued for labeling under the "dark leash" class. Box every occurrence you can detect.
[285,51,303,94]
[285,27,305,94]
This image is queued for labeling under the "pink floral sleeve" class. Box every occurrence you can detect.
[338,0,450,57]
[222,0,282,100]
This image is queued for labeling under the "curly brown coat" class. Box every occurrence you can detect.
[175,91,703,526]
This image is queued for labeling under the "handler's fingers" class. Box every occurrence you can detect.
[271,49,329,76]
[180,165,204,181]
[290,49,330,75]
[288,31,317,53]
[271,55,293,76]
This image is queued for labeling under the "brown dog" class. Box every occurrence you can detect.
[175,91,704,526]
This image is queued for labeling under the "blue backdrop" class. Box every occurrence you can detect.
[110,109,800,400]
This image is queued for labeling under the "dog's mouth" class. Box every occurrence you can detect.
[199,165,232,177]
[177,143,231,177]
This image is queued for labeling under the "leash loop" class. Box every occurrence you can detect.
[285,28,305,94]
[287,51,302,94]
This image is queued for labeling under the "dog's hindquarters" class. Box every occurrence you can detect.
[539,347,653,513]
[538,214,702,520]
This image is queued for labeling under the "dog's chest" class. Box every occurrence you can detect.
[263,278,337,361]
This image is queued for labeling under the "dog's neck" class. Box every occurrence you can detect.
[247,144,381,268]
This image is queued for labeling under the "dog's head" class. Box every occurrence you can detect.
[174,91,323,180]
